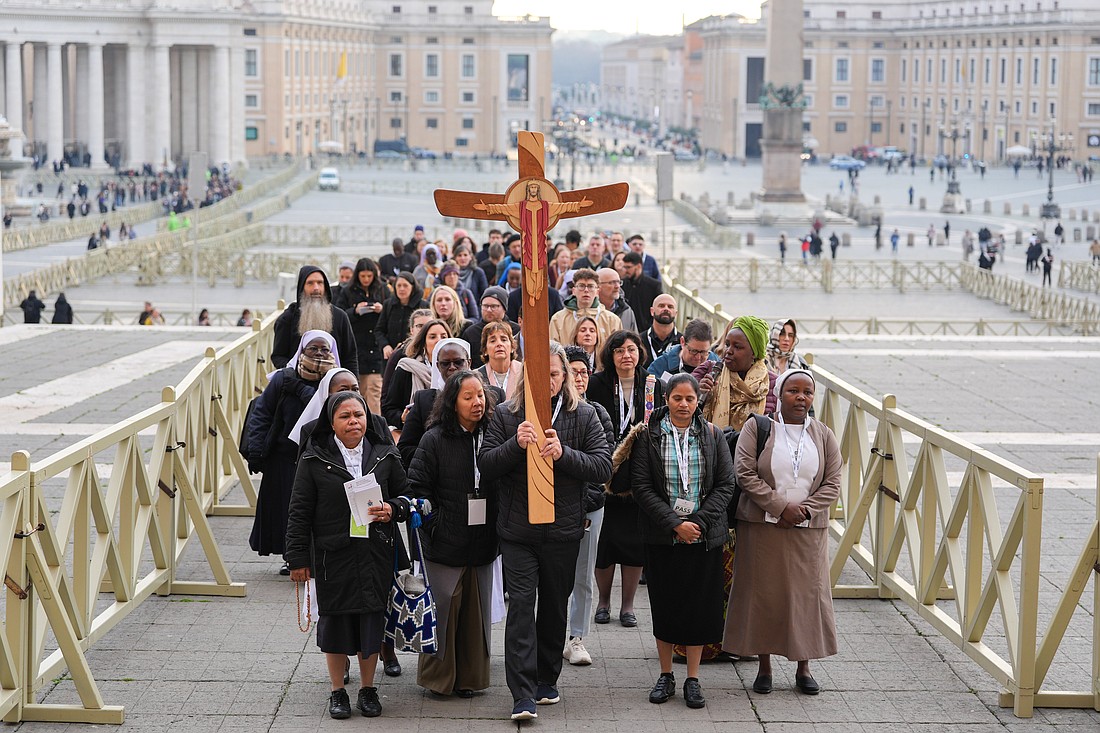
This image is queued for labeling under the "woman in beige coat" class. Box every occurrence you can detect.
[722,369,841,696]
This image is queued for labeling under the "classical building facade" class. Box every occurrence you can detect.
[611,0,1100,161]
[0,0,552,166]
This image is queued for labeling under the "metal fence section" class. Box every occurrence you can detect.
[262,223,450,248]
[809,354,1099,718]
[0,304,280,724]
[1057,261,1100,295]
[2,201,162,253]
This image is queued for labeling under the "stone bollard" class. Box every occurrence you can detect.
[1069,209,1077,220]
[1074,228,1082,242]
[842,233,851,247]
[727,191,734,205]
[1022,204,1030,217]
[1015,230,1024,245]
[907,232,915,247]
[919,197,927,210]
[936,233,946,246]
[635,193,641,207]
[874,195,881,205]
[965,199,972,213]
[983,200,991,214]
[1004,203,1012,215]
[746,232,755,246]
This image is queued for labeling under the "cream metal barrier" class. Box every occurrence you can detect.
[809,354,1099,717]
[0,304,280,724]
[1057,261,1100,295]
[2,201,162,253]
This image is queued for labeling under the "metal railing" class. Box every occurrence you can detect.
[1058,260,1100,294]
[808,354,1098,718]
[2,201,162,252]
[0,303,280,724]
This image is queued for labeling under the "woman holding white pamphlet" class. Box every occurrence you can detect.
[406,369,499,697]
[722,369,842,697]
[285,392,411,720]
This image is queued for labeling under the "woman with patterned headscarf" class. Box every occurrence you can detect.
[764,319,809,376]
[694,316,776,431]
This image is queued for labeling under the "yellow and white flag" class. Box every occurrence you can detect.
[336,51,348,85]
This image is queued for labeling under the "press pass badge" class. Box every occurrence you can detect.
[467,495,487,526]
[673,498,694,516]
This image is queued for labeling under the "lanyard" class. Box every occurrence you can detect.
[778,413,809,480]
[471,429,483,492]
[647,330,671,359]
[617,380,634,435]
[670,424,692,498]
[491,367,509,393]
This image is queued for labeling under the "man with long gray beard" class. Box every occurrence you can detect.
[271,265,359,374]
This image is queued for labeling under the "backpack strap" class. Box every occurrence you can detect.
[753,413,771,457]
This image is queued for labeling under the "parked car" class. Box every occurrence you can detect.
[829,155,866,171]
[318,167,340,191]
[411,147,439,160]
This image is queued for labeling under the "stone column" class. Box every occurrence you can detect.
[47,42,64,163]
[87,43,106,170]
[5,42,25,154]
[229,45,245,163]
[758,0,806,209]
[179,48,198,155]
[33,44,47,145]
[152,44,171,166]
[126,43,147,167]
[75,45,89,159]
[209,45,230,164]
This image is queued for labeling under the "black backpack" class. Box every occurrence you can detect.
[722,414,771,529]
[238,369,290,461]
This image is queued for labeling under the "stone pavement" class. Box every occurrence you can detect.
[0,325,1097,731]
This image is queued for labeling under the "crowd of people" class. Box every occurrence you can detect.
[247,224,843,722]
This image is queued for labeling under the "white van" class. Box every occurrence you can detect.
[318,167,340,191]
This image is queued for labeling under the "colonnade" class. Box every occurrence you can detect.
[0,39,241,168]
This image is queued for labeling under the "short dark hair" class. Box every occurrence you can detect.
[564,345,591,369]
[572,268,598,284]
[488,242,505,259]
[626,234,644,244]
[666,372,700,396]
[598,330,645,375]
[489,228,502,236]
[427,369,496,435]
[565,230,582,245]
[505,233,522,247]
[623,251,643,266]
[682,319,712,344]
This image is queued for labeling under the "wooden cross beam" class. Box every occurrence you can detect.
[434,131,628,523]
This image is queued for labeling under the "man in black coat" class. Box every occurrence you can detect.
[271,265,359,374]
[378,238,418,285]
[619,251,662,333]
[19,291,46,323]
[461,286,520,368]
[506,283,563,324]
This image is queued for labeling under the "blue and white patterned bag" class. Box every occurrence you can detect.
[384,519,438,654]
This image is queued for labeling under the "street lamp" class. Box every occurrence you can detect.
[1035,121,1074,220]
[939,115,964,213]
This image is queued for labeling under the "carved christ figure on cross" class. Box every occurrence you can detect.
[474,182,591,305]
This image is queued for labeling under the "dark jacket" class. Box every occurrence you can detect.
[506,285,563,323]
[647,344,718,378]
[19,293,46,323]
[586,369,666,445]
[379,252,418,279]
[339,261,389,375]
[284,416,410,615]
[584,400,614,513]
[622,273,662,333]
[479,398,611,545]
[52,294,74,324]
[630,407,736,550]
[375,293,426,351]
[245,367,318,468]
[407,425,498,567]
[271,265,359,374]
[397,384,506,468]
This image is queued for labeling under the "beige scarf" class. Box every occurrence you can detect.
[702,359,769,430]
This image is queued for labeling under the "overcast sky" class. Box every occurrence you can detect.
[492,1,762,35]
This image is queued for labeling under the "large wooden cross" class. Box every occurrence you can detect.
[434,130,628,523]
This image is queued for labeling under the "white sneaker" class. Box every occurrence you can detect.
[563,636,592,666]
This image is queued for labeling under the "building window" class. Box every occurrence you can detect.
[427,37,438,44]
[870,95,884,107]
[426,54,439,78]
[245,94,258,107]
[245,126,258,141]
[392,5,401,13]
[1033,57,1040,85]
[1031,100,1038,115]
[462,91,476,104]
[461,54,475,78]
[390,91,403,103]
[803,94,813,108]
[390,53,403,78]
[428,5,437,13]
[803,59,813,81]
[1050,57,1057,84]
[940,58,947,83]
[391,117,402,129]
[871,58,885,82]
[901,59,907,82]
[455,137,469,147]
[245,49,258,77]
[984,58,991,84]
[835,58,849,82]
[425,90,440,104]
[427,118,438,128]
[464,5,474,14]
[834,121,848,132]
[1000,58,1007,84]
[462,38,475,45]
[969,59,976,83]
[872,10,882,19]
[391,36,403,44]
[836,10,846,18]
[1087,102,1100,115]
[1090,58,1100,85]
[871,122,882,133]
[834,95,849,108]
[507,54,529,101]
[1015,58,1023,84]
[244,28,256,36]
[955,59,961,83]
[462,118,474,129]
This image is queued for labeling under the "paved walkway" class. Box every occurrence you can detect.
[1,326,1096,731]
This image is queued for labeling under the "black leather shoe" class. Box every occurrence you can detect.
[752,674,772,694]
[683,677,705,709]
[343,657,351,685]
[328,688,351,719]
[619,611,638,628]
[357,686,382,717]
[648,672,675,704]
[594,607,611,624]
[382,656,402,677]
[453,688,475,698]
[279,562,290,576]
[795,674,820,695]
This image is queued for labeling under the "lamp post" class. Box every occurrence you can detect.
[979,100,988,165]
[1037,122,1074,220]
[939,115,964,213]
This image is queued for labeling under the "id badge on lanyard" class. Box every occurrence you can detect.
[469,430,486,526]
[671,426,693,515]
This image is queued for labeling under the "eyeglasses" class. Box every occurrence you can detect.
[573,283,597,291]
[613,346,639,357]
[482,302,504,310]
[437,359,468,369]
[684,346,711,358]
[572,367,591,376]
[303,345,332,355]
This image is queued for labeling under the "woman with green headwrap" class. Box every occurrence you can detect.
[694,316,776,430]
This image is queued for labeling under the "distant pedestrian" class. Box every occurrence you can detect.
[962,230,975,260]
[19,290,46,323]
[800,237,810,263]
[889,229,900,254]
[1053,221,1064,245]
[1041,249,1054,287]
[907,186,914,205]
[778,232,787,262]
[874,224,882,250]
[829,233,839,259]
[927,225,935,247]
[1090,239,1100,265]
[930,167,935,183]
[197,308,211,326]
[237,309,253,327]
[52,293,74,324]
[943,221,951,244]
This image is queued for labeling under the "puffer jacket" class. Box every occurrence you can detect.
[284,418,410,615]
[407,425,498,567]
[630,406,736,551]
[479,397,611,544]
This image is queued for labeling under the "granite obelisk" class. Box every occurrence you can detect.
[758,0,808,212]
